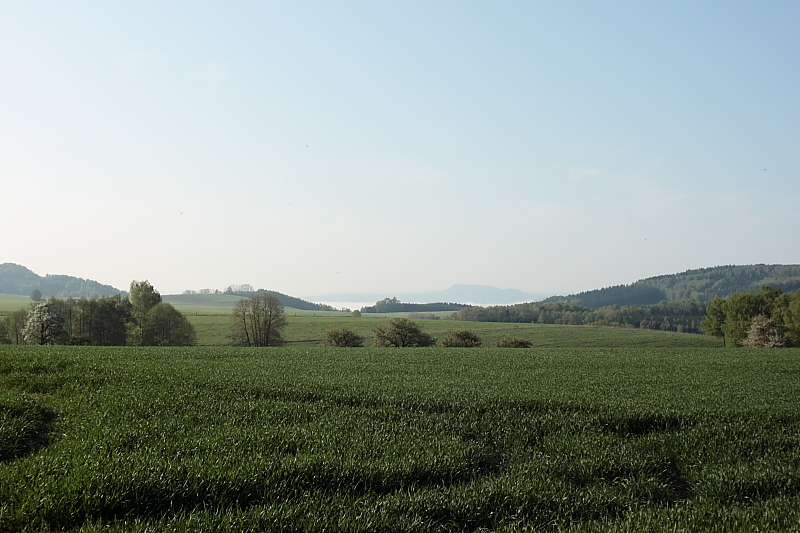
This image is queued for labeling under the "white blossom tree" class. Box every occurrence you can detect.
[23,302,68,345]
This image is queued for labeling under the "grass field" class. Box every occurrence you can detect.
[2,345,798,531]
[186,314,724,348]
[0,294,32,313]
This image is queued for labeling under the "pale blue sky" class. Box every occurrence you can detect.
[2,1,798,297]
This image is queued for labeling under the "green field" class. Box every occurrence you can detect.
[2,345,799,531]
[0,294,32,313]
[186,313,724,348]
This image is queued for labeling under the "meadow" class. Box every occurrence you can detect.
[185,313,724,348]
[1,345,799,531]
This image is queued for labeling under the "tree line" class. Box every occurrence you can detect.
[542,264,800,307]
[700,286,800,347]
[361,297,472,314]
[0,281,195,346]
[449,300,709,333]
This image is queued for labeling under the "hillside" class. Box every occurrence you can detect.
[0,263,124,298]
[542,264,800,308]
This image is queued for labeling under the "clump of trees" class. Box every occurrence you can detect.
[701,286,799,347]
[0,280,195,346]
[321,327,364,347]
[439,329,481,347]
[373,318,436,347]
[231,293,287,347]
[494,336,532,348]
[450,300,707,333]
[362,298,471,314]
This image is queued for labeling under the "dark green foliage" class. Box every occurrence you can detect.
[2,346,800,531]
[452,300,708,333]
[700,286,796,347]
[29,289,41,302]
[373,318,436,347]
[320,327,364,347]
[439,329,481,347]
[543,264,800,306]
[129,280,162,346]
[224,286,335,311]
[494,336,532,348]
[362,297,472,313]
[145,303,196,346]
[0,262,124,297]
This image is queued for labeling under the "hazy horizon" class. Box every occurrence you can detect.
[3,2,798,296]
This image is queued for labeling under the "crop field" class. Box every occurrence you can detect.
[185,314,724,348]
[2,346,799,532]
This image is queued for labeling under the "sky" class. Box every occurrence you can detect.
[1,1,798,298]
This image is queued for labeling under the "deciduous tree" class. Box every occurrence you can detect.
[129,280,162,346]
[22,302,68,345]
[439,329,482,347]
[231,293,287,347]
[373,318,435,347]
[146,303,196,346]
[321,327,364,347]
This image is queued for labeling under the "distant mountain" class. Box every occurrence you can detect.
[306,285,553,305]
[542,264,800,308]
[0,263,125,298]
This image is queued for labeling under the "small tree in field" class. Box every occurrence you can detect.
[231,293,287,347]
[742,315,787,348]
[494,336,532,348]
[321,327,364,347]
[373,318,436,347]
[439,329,482,347]
[23,302,68,345]
[30,289,42,302]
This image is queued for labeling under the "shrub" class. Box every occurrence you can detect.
[373,318,436,347]
[321,327,364,347]
[742,315,787,348]
[494,336,532,348]
[439,329,482,347]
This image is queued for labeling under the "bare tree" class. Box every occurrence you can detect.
[231,293,287,347]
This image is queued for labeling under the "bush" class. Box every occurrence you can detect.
[439,329,482,347]
[321,327,364,347]
[742,315,787,348]
[373,318,436,347]
[494,336,532,348]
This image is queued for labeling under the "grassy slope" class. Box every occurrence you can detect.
[187,313,724,348]
[1,346,798,531]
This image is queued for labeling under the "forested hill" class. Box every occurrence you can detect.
[542,264,800,308]
[0,263,124,298]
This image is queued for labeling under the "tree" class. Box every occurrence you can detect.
[373,318,436,347]
[23,302,68,345]
[30,289,42,302]
[146,303,196,346]
[439,329,482,347]
[494,336,532,348]
[1,308,28,345]
[321,327,364,347]
[231,293,287,347]
[701,297,727,345]
[352,310,362,318]
[742,315,787,348]
[129,280,162,346]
